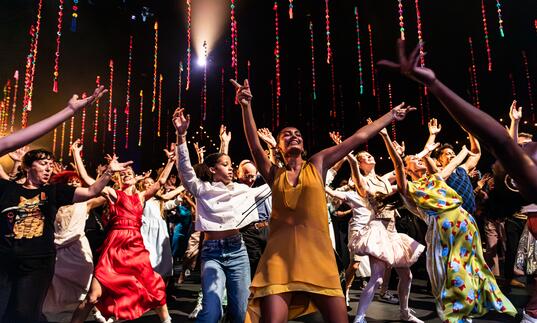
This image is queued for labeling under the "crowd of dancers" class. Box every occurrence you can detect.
[0,40,536,323]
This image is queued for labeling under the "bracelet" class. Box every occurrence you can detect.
[177,132,187,139]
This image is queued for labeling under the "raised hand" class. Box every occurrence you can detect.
[257,128,277,148]
[96,164,107,177]
[106,154,133,172]
[393,140,406,156]
[377,39,436,86]
[416,142,440,159]
[70,138,83,155]
[477,172,493,189]
[379,127,389,137]
[135,170,152,182]
[52,161,65,175]
[8,146,29,162]
[219,125,232,143]
[366,118,373,125]
[172,108,190,135]
[230,79,253,107]
[509,100,522,121]
[428,118,442,135]
[329,131,343,145]
[67,86,108,112]
[392,102,417,121]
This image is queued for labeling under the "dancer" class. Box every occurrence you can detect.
[231,78,415,322]
[70,151,174,323]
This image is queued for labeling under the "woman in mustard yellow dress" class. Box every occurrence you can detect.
[231,79,416,322]
[381,130,516,323]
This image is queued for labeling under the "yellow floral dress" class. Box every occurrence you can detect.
[406,174,516,323]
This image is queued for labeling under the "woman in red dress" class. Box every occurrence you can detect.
[70,151,175,323]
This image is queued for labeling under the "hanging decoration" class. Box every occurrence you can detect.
[68,115,74,156]
[288,0,294,19]
[108,59,114,131]
[81,105,86,146]
[152,21,159,112]
[52,0,64,93]
[509,72,517,99]
[309,19,317,100]
[495,0,504,37]
[125,35,133,148]
[397,0,405,40]
[230,0,239,80]
[388,83,396,140]
[324,0,332,64]
[415,0,425,67]
[60,121,66,161]
[158,74,163,136]
[138,90,144,146]
[202,41,208,121]
[221,67,225,122]
[368,24,376,97]
[178,61,183,108]
[1,81,11,133]
[273,1,281,127]
[93,76,100,143]
[52,128,58,156]
[354,6,364,95]
[329,62,336,118]
[22,0,43,128]
[481,0,492,72]
[186,0,192,90]
[10,70,19,132]
[112,107,117,154]
[71,0,78,32]
[522,51,535,121]
[468,37,481,109]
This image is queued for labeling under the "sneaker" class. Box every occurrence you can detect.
[353,314,367,323]
[379,290,399,304]
[188,303,202,319]
[400,309,424,323]
[521,310,537,323]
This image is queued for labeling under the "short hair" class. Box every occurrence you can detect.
[432,143,454,159]
[22,149,54,169]
[519,132,533,140]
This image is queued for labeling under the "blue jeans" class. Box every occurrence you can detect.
[197,234,250,323]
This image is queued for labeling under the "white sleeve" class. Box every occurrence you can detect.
[176,142,203,197]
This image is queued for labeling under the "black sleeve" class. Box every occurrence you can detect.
[54,183,77,207]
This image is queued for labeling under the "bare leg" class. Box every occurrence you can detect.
[310,293,349,323]
[260,293,292,323]
[70,277,102,323]
[155,304,171,322]
[379,266,392,295]
[394,267,411,311]
[345,260,359,291]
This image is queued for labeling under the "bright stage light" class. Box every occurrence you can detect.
[188,0,228,61]
[197,56,207,67]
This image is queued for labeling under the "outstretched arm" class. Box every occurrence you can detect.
[0,86,107,156]
[312,103,415,180]
[231,79,276,185]
[379,39,537,202]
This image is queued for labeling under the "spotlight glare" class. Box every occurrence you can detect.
[197,56,207,67]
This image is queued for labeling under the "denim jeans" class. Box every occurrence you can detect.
[197,234,250,323]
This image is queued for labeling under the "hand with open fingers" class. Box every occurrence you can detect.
[393,140,406,156]
[329,131,343,145]
[230,79,253,106]
[107,154,133,172]
[428,118,442,135]
[509,100,522,121]
[219,125,232,143]
[257,128,277,148]
[96,164,107,177]
[392,102,417,121]
[52,161,65,175]
[173,108,190,134]
[8,146,29,162]
[67,86,108,111]
[71,138,83,154]
[417,142,440,159]
[378,39,436,86]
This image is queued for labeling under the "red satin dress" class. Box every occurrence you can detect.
[94,190,166,320]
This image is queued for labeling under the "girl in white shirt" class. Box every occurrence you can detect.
[173,108,264,323]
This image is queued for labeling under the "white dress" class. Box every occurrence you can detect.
[43,202,93,322]
[141,198,173,277]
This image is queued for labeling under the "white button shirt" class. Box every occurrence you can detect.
[176,143,264,232]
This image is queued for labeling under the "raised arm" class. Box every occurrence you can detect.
[380,127,408,195]
[73,155,132,203]
[461,134,481,173]
[417,142,441,175]
[379,39,537,202]
[257,128,278,165]
[193,142,205,164]
[219,125,232,155]
[0,86,107,156]
[159,184,185,201]
[143,146,176,201]
[439,146,469,179]
[508,100,522,142]
[325,186,349,202]
[312,103,415,180]
[70,139,96,186]
[424,118,441,149]
[231,79,276,185]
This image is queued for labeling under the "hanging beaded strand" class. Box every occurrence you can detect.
[178,61,183,108]
[325,0,332,64]
[354,6,364,95]
[52,0,64,93]
[108,59,114,131]
[71,0,78,32]
[112,107,117,154]
[495,0,504,37]
[202,41,208,121]
[93,76,100,143]
[230,0,239,80]
[522,51,535,122]
[138,90,144,146]
[368,24,376,97]
[10,70,19,132]
[186,0,192,90]
[60,121,66,162]
[273,1,281,127]
[125,36,133,148]
[468,37,481,109]
[309,19,317,100]
[388,83,396,140]
[288,0,293,19]
[152,21,159,112]
[220,67,225,122]
[397,0,405,40]
[158,74,163,136]
[481,0,492,71]
[52,128,58,156]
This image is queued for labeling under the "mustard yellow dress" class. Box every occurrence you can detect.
[245,162,343,322]
[406,174,516,322]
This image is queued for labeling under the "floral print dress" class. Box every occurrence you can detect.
[405,174,516,323]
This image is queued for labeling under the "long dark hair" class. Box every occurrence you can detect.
[195,153,227,182]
